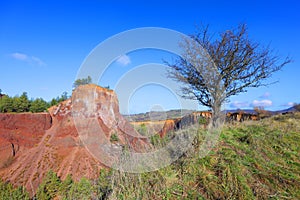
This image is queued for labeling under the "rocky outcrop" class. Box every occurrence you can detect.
[226,112,259,122]
[157,111,260,137]
[0,84,150,196]
[158,112,207,137]
[158,119,180,138]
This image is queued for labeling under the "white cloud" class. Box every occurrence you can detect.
[230,101,250,108]
[259,92,271,99]
[252,99,273,107]
[10,52,46,66]
[11,52,28,61]
[281,102,296,107]
[116,55,131,66]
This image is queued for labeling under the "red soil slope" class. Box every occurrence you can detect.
[0,84,149,195]
[0,113,52,168]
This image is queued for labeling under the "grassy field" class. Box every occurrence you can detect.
[109,113,300,199]
[1,113,299,199]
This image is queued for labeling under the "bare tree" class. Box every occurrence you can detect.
[167,24,291,126]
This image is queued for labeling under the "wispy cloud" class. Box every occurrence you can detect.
[251,99,273,107]
[259,92,271,99]
[281,102,296,107]
[116,55,131,66]
[230,101,250,108]
[10,52,46,66]
[31,56,46,66]
[11,52,28,61]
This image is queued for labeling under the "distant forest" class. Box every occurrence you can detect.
[0,77,95,113]
[0,89,69,113]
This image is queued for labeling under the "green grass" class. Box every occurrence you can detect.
[109,113,300,199]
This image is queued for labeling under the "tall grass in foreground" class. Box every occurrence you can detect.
[109,113,300,199]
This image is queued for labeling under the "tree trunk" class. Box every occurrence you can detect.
[211,100,224,130]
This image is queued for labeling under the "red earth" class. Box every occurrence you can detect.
[0,84,150,195]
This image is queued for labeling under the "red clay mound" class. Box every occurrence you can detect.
[0,84,150,195]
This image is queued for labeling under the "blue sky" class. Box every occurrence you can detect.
[1,0,299,114]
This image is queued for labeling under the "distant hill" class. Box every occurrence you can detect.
[225,109,258,114]
[124,106,298,122]
[274,106,297,114]
[123,109,197,122]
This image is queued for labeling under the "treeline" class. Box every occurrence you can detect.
[0,91,69,113]
[0,170,112,200]
[0,76,95,113]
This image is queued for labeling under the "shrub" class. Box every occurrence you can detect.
[110,133,119,142]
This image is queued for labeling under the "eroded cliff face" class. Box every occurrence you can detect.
[156,111,261,138]
[0,84,149,195]
[0,113,52,168]
[158,112,208,137]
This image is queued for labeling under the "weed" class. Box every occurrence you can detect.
[110,133,119,142]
